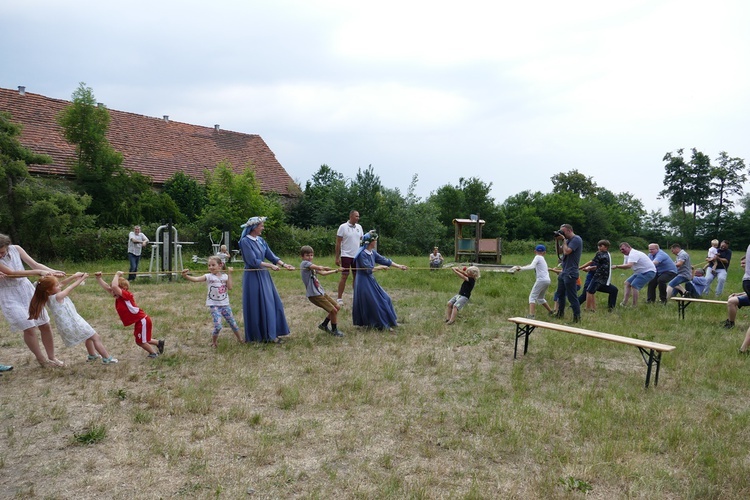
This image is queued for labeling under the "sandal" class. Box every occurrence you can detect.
[46,358,65,367]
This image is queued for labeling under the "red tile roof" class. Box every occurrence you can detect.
[0,87,298,196]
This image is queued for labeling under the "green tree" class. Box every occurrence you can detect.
[707,151,746,235]
[551,169,597,198]
[659,148,713,244]
[199,161,283,244]
[163,171,207,221]
[288,164,350,228]
[57,82,158,226]
[349,165,382,229]
[0,111,93,257]
[499,191,546,241]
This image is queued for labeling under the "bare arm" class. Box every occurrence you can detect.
[94,272,113,294]
[181,269,207,282]
[335,236,343,266]
[111,271,124,297]
[56,272,87,301]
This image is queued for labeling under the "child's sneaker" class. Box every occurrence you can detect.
[87,354,101,362]
[318,323,331,333]
[336,298,344,306]
[331,329,344,337]
[102,356,118,364]
[147,352,159,359]
[157,340,165,354]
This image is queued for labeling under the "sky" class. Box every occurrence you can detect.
[2,0,750,213]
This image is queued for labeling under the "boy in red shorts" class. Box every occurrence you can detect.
[95,271,164,358]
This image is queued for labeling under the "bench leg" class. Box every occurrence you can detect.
[677,300,689,320]
[637,347,663,388]
[514,324,535,358]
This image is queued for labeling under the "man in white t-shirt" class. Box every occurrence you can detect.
[127,225,149,281]
[614,242,656,307]
[335,210,364,305]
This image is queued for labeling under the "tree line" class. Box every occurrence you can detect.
[1,83,748,261]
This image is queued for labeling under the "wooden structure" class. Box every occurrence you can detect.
[452,218,502,263]
[508,317,676,388]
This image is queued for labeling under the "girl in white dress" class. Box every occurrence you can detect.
[0,233,65,367]
[28,273,118,364]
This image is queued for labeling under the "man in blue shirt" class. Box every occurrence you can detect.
[553,224,582,323]
[647,243,678,304]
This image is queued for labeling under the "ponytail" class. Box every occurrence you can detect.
[28,276,57,320]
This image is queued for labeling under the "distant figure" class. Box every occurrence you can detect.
[216,244,231,269]
[352,232,408,331]
[445,266,481,324]
[299,245,343,337]
[29,274,118,364]
[615,242,656,307]
[704,239,719,272]
[512,244,552,318]
[429,247,444,270]
[580,240,618,312]
[704,240,732,297]
[95,271,164,358]
[127,225,149,281]
[0,233,66,368]
[239,216,294,343]
[335,210,364,306]
[182,256,243,347]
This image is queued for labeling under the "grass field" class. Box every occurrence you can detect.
[1,250,750,499]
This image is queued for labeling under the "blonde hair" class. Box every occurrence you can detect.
[118,277,130,290]
[466,266,481,279]
[711,239,719,246]
[28,276,58,320]
[220,244,228,252]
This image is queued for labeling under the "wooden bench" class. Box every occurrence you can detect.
[508,317,676,388]
[670,297,727,320]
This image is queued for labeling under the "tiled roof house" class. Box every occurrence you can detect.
[0,86,298,197]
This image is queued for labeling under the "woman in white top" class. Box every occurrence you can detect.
[0,233,66,367]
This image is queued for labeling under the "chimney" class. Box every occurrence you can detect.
[18,86,26,96]
[163,115,169,122]
[214,124,220,131]
[97,102,105,108]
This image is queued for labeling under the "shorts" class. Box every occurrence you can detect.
[626,271,655,290]
[737,293,750,309]
[448,294,470,310]
[308,294,339,313]
[133,315,153,344]
[668,275,691,289]
[340,256,356,277]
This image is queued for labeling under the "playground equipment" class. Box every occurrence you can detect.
[452,217,502,264]
[147,223,194,280]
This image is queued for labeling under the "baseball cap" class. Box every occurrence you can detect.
[535,244,546,252]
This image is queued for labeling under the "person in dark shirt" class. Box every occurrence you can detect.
[445,266,480,325]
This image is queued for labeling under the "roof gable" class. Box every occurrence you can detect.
[0,87,298,196]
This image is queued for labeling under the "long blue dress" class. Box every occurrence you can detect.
[352,249,399,329]
[239,235,290,342]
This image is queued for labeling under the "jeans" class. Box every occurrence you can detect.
[704,268,727,296]
[128,252,141,281]
[557,273,581,319]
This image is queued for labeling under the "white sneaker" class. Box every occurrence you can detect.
[337,298,344,306]
[102,356,118,364]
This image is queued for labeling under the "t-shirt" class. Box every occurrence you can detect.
[561,235,582,276]
[114,289,147,326]
[519,255,550,282]
[650,249,678,275]
[458,277,476,299]
[625,249,656,274]
[675,250,693,280]
[336,222,364,258]
[204,273,229,306]
[692,276,709,296]
[715,248,732,270]
[300,260,325,297]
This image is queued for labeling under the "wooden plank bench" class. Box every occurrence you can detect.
[670,297,727,320]
[508,317,676,388]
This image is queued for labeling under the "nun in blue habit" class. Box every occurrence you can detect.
[351,232,408,331]
[238,216,295,343]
